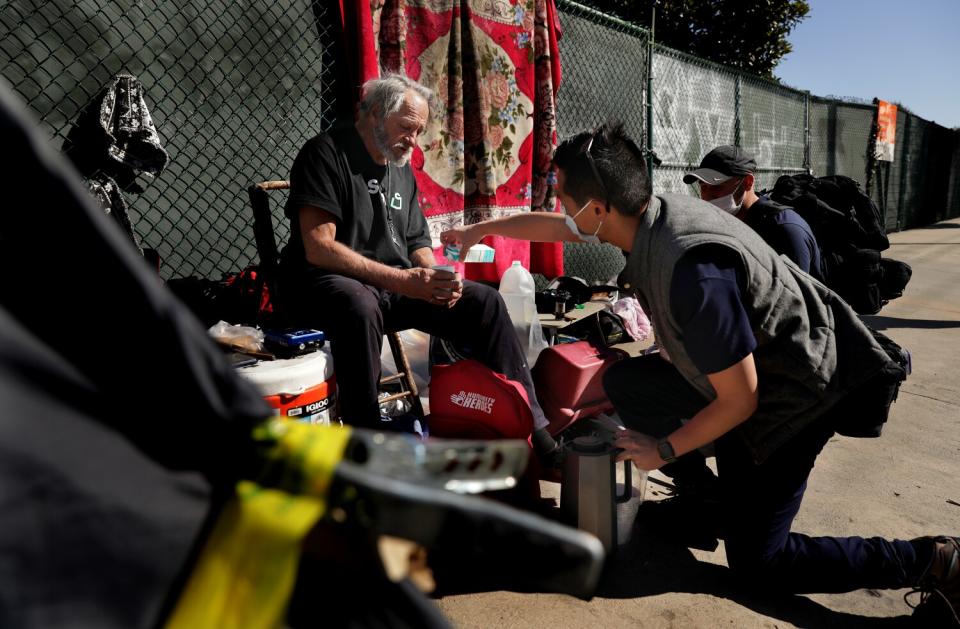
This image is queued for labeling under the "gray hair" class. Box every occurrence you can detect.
[360,73,434,120]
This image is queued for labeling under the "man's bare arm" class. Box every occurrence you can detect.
[615,354,759,470]
[409,246,437,269]
[299,206,407,290]
[298,206,456,303]
[439,213,580,261]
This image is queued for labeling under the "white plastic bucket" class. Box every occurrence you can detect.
[237,347,338,425]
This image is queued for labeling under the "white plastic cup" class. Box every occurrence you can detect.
[443,244,461,261]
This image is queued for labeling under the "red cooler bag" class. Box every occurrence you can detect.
[532,340,627,435]
[429,360,542,504]
[429,359,534,440]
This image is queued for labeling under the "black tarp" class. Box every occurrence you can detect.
[0,77,271,628]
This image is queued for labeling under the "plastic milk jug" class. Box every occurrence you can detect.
[499,261,548,366]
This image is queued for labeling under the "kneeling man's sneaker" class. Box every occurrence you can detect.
[907,536,960,626]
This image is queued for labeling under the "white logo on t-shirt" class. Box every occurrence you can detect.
[367,178,380,195]
[449,390,496,414]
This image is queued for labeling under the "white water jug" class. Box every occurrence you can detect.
[499,260,548,366]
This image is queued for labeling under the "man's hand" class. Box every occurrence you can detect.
[614,429,666,471]
[431,268,463,308]
[440,225,483,262]
[399,267,463,308]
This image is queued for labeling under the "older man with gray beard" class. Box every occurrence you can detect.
[277,73,559,460]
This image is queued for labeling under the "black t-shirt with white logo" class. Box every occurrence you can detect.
[281,123,432,272]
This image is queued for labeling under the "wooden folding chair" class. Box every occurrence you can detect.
[247,180,424,419]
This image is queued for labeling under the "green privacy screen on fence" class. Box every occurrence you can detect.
[2,0,336,279]
[553,0,959,236]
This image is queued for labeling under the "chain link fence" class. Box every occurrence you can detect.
[900,109,959,228]
[649,45,739,194]
[3,0,958,280]
[555,0,960,235]
[2,0,337,280]
[947,132,960,225]
[738,74,808,192]
[808,97,874,193]
[552,3,649,145]
[552,2,653,284]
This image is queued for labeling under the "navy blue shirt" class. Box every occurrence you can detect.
[669,245,757,374]
[745,196,825,282]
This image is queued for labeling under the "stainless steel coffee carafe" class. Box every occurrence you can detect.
[560,435,644,552]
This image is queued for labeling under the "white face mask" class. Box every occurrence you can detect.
[707,179,745,215]
[562,199,604,244]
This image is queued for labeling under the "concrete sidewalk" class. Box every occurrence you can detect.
[436,218,960,628]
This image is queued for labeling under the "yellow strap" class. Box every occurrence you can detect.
[166,421,352,629]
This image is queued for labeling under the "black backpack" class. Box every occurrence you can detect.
[830,326,911,438]
[768,174,888,250]
[766,174,910,314]
[879,258,913,301]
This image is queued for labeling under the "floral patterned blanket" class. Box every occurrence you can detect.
[348,0,565,282]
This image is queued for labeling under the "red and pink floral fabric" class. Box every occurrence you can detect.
[345,0,565,282]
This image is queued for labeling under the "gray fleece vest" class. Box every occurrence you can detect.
[619,194,891,463]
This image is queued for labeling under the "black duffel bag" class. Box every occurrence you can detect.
[830,327,911,438]
[879,258,913,301]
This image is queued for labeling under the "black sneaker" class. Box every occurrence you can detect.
[670,473,720,503]
[535,440,565,483]
[635,495,722,551]
[906,536,960,626]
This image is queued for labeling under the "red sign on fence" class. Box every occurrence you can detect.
[875,100,898,161]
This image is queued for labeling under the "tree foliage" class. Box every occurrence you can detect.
[588,0,810,77]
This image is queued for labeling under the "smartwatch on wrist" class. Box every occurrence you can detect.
[656,438,677,463]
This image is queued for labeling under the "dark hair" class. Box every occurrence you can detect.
[552,121,652,216]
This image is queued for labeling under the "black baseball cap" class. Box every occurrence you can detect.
[683,145,757,185]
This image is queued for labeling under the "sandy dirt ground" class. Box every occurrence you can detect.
[435,218,960,628]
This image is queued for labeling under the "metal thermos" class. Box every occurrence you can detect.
[560,435,641,552]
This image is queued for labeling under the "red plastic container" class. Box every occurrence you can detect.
[532,341,627,435]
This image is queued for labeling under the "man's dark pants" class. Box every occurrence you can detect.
[602,354,928,592]
[283,273,542,428]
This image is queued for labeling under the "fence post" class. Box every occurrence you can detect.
[866,100,878,198]
[646,5,655,181]
[734,74,742,147]
[826,101,837,175]
[897,114,912,230]
[803,91,811,174]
